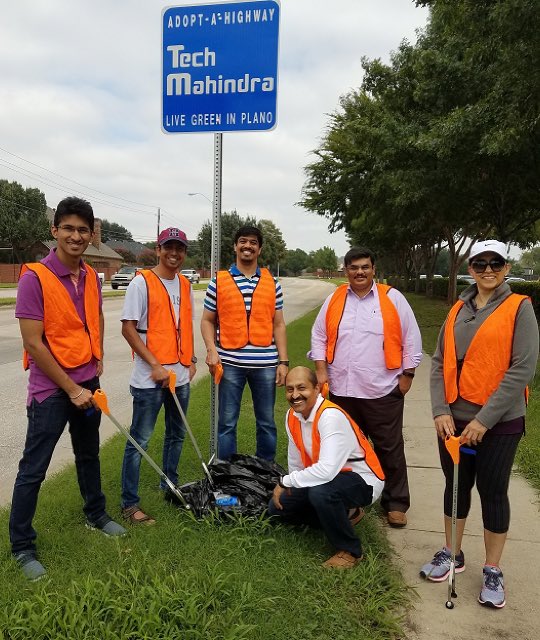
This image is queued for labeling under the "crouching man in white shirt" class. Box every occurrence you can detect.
[269,366,384,568]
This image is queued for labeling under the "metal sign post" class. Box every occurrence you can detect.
[210,132,222,458]
[162,0,280,458]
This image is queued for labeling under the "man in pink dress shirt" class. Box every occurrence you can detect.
[310,247,422,527]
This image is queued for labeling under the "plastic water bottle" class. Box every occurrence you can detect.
[214,492,240,507]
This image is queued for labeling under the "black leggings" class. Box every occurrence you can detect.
[438,431,522,534]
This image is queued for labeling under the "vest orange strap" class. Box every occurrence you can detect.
[21,262,101,370]
[138,270,193,367]
[325,282,403,369]
[216,268,276,349]
[443,293,530,406]
[287,400,385,480]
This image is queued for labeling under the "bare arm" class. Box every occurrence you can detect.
[273,309,288,386]
[19,318,95,409]
[121,320,169,386]
[200,308,220,372]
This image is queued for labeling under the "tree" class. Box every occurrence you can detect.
[0,180,49,262]
[301,0,540,303]
[282,248,310,276]
[115,248,137,264]
[310,246,337,277]
[138,248,157,266]
[258,219,286,273]
[197,211,286,271]
[101,219,133,242]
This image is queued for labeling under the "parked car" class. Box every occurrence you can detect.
[457,275,476,285]
[97,272,105,285]
[111,266,141,289]
[180,269,201,284]
[505,277,526,283]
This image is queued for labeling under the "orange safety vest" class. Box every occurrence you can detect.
[21,262,101,370]
[325,283,403,369]
[443,293,529,405]
[216,268,276,349]
[137,270,193,367]
[287,399,385,480]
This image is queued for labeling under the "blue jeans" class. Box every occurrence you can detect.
[9,377,106,555]
[267,472,374,557]
[218,364,277,461]
[121,384,189,508]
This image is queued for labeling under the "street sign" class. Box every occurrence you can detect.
[162,1,280,133]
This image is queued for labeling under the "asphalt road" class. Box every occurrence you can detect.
[0,278,335,505]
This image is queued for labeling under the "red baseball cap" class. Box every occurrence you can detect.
[157,227,188,247]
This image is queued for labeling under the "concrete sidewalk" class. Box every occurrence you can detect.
[386,357,540,639]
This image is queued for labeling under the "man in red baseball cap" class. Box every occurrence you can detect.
[119,227,196,525]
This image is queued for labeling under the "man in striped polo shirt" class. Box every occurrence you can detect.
[201,225,289,461]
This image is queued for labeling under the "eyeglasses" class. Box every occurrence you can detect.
[470,258,506,274]
[56,224,92,237]
[346,264,372,273]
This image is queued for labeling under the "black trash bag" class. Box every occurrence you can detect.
[177,454,286,519]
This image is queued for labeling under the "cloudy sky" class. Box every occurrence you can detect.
[0,1,428,257]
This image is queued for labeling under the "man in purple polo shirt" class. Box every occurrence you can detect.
[310,246,422,528]
[10,196,125,582]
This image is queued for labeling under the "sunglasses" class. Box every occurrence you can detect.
[470,258,506,274]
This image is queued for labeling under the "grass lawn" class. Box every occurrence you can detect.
[403,292,540,494]
[0,308,410,640]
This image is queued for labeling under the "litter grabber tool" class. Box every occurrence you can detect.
[444,435,461,609]
[93,389,190,508]
[167,371,215,489]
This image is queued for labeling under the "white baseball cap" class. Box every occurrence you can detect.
[468,240,507,262]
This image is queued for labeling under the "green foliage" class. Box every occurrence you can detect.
[100,220,133,243]
[0,180,49,262]
[310,246,338,276]
[257,219,286,271]
[115,248,137,264]
[301,0,540,302]
[0,310,410,640]
[281,248,310,276]
[197,210,257,269]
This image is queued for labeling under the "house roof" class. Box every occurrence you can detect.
[106,240,152,258]
[43,241,123,260]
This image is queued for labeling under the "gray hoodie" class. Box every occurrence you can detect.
[430,282,539,428]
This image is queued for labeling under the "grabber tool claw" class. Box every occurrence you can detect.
[167,371,215,489]
[93,389,190,508]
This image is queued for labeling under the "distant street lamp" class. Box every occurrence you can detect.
[188,192,213,206]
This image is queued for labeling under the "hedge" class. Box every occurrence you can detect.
[387,277,540,319]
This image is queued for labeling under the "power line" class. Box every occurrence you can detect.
[0,145,159,210]
[0,158,157,217]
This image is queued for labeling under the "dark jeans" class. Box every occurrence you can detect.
[331,386,409,513]
[267,472,373,557]
[218,364,277,461]
[121,384,190,508]
[9,377,106,555]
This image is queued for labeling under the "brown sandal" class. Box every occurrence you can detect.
[122,505,156,526]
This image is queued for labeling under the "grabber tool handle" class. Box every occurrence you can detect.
[93,389,110,415]
[445,435,461,465]
[168,369,177,394]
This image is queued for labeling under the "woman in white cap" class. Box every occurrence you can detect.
[420,239,538,608]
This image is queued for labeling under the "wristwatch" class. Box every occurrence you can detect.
[191,356,198,364]
[278,475,287,488]
[401,370,415,378]
[278,360,289,367]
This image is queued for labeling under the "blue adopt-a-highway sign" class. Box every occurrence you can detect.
[162,1,280,133]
